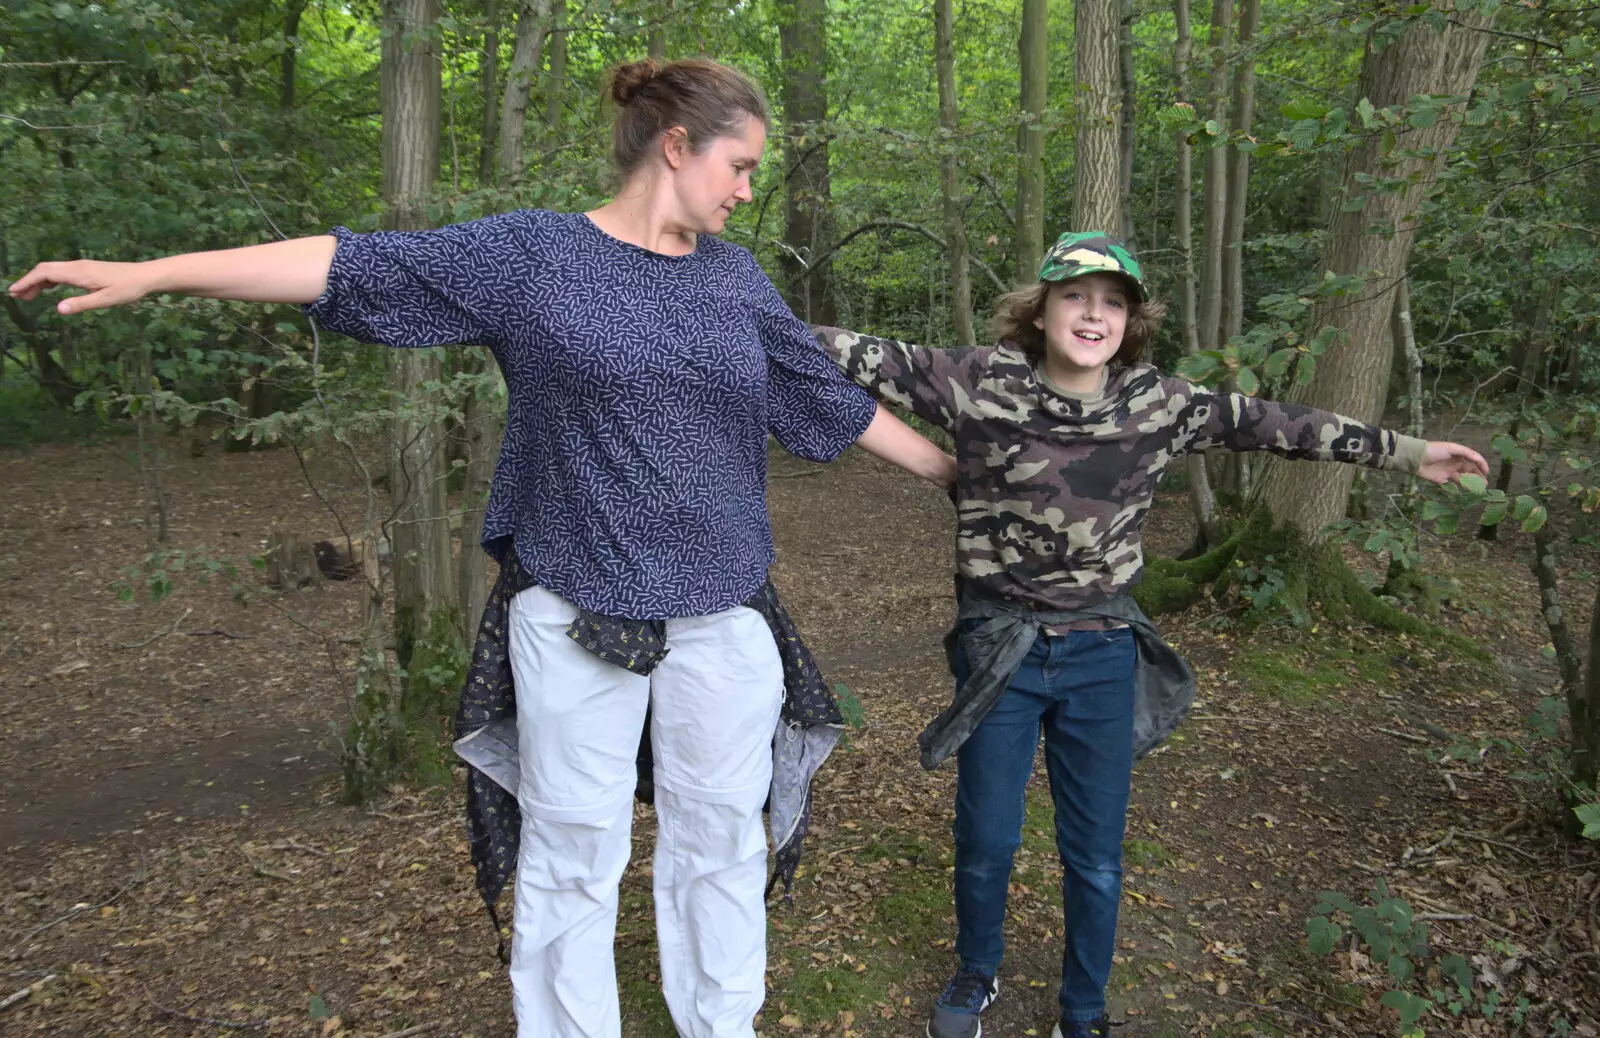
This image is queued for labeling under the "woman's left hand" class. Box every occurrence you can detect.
[1417,441,1490,485]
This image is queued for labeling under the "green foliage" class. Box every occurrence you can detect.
[1306,881,1504,1037]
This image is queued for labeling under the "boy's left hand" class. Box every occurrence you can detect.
[1417,441,1489,485]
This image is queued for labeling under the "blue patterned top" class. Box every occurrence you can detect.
[305,209,876,618]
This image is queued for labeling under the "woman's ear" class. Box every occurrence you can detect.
[662,126,690,170]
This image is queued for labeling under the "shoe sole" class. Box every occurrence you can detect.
[925,980,1000,1038]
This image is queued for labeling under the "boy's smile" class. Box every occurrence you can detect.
[1033,272,1130,393]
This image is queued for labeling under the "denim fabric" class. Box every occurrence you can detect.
[951,625,1137,1022]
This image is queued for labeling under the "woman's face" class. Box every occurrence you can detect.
[666,114,765,235]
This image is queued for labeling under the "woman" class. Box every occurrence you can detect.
[10,58,954,1038]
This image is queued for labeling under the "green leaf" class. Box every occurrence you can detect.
[1306,916,1343,955]
[1289,118,1321,151]
[1262,348,1297,380]
[1176,352,1223,384]
[1575,802,1600,841]
[1235,367,1260,397]
[1381,129,1398,155]
[1434,511,1460,536]
[309,994,329,1020]
[1480,500,1508,527]
[1295,354,1317,385]
[1357,97,1377,128]
[1456,473,1487,495]
[1281,98,1331,120]
[1521,505,1548,533]
[1381,990,1431,1032]
[1204,119,1221,136]
[1512,495,1538,521]
[1340,194,1368,213]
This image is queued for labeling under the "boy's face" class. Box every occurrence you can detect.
[1033,272,1130,377]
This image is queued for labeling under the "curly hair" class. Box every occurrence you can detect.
[988,277,1166,367]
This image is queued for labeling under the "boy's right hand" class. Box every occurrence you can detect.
[8,260,154,315]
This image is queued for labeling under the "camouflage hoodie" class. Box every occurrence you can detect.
[812,329,1427,615]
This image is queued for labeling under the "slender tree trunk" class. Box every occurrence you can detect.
[777,0,835,324]
[934,0,974,344]
[1016,0,1048,279]
[1172,0,1219,546]
[1578,577,1600,796]
[496,0,551,181]
[477,0,500,185]
[546,7,565,135]
[281,0,308,110]
[1258,4,1493,537]
[1197,0,1232,351]
[1219,0,1260,346]
[383,0,458,677]
[1073,0,1122,233]
[1117,0,1137,243]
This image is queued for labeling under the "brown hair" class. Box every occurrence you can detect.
[987,276,1166,367]
[605,58,771,178]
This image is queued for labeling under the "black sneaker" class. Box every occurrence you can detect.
[1052,1017,1120,1038]
[926,970,1000,1038]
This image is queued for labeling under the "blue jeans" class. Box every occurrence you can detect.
[952,625,1137,1022]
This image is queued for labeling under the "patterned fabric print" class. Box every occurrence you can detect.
[305,210,876,619]
[1037,230,1147,299]
[453,550,843,955]
[812,330,1427,615]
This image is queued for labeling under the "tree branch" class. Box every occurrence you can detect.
[797,221,1008,293]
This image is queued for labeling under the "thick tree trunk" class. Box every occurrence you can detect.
[477,0,499,186]
[1073,0,1121,233]
[1016,0,1048,280]
[383,0,458,678]
[496,0,551,181]
[1219,0,1260,346]
[934,0,974,344]
[1172,0,1219,547]
[777,0,835,324]
[1117,0,1137,243]
[281,0,307,110]
[1259,4,1493,537]
[1196,0,1232,352]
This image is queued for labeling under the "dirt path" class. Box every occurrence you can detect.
[0,439,1595,1037]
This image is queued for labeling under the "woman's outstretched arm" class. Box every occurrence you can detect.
[855,405,958,489]
[8,236,339,315]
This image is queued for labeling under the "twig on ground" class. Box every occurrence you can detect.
[1209,992,1345,1033]
[273,838,328,857]
[0,975,57,1012]
[8,865,143,957]
[144,985,271,1030]
[376,1024,442,1038]
[1444,772,1459,796]
[1405,828,1455,861]
[1416,912,1475,921]
[184,629,253,639]
[770,469,824,479]
[1376,726,1430,745]
[117,608,193,649]
[1190,714,1316,726]
[1463,831,1539,862]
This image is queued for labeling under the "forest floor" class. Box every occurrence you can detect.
[1,432,1597,1038]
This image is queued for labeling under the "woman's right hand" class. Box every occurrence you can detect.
[8,259,156,315]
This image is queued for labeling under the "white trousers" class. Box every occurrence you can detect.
[507,585,784,1038]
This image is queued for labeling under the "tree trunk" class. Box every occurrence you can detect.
[496,0,551,181]
[1172,0,1220,547]
[1258,4,1493,537]
[457,368,500,637]
[383,0,458,681]
[545,8,565,135]
[777,0,835,324]
[1016,0,1048,280]
[1219,0,1260,346]
[934,0,974,344]
[477,0,499,185]
[1117,0,1137,243]
[1073,0,1121,233]
[281,0,308,110]
[1577,577,1600,797]
[1196,0,1232,352]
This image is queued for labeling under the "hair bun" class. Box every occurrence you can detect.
[609,60,659,107]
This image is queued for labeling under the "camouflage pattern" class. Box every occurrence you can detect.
[1037,231,1147,300]
[812,330,1426,614]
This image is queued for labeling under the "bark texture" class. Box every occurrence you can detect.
[935,0,974,343]
[1016,0,1048,279]
[495,0,551,181]
[777,0,835,324]
[1073,0,1121,233]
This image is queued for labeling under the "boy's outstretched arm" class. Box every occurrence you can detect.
[1175,381,1487,484]
[8,237,339,314]
[812,326,972,433]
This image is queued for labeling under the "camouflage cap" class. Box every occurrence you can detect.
[1036,230,1147,301]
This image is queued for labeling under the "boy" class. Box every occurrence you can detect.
[814,231,1486,1038]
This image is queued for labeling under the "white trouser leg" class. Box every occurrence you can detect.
[507,586,648,1038]
[651,606,785,1038]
